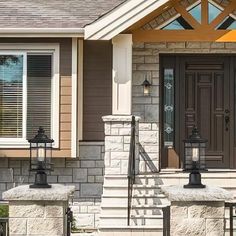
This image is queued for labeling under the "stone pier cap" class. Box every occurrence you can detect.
[3,184,75,201]
[161,185,234,202]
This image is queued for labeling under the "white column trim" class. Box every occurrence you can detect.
[112,34,132,115]
[78,39,84,144]
[71,38,78,158]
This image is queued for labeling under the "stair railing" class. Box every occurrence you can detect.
[225,202,236,236]
[127,115,136,226]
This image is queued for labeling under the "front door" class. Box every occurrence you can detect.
[161,55,234,169]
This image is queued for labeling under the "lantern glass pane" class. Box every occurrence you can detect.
[164,68,174,147]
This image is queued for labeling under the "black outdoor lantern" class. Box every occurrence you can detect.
[28,127,54,188]
[142,76,151,96]
[183,126,207,188]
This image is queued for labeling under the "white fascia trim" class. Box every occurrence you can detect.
[71,38,78,158]
[0,43,60,149]
[85,0,169,40]
[0,28,84,38]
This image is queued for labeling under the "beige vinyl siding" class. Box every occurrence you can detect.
[83,40,112,141]
[0,38,72,158]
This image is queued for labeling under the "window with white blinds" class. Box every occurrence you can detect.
[0,55,24,138]
[0,53,52,140]
[27,54,52,139]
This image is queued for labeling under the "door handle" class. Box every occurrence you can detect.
[225,115,230,131]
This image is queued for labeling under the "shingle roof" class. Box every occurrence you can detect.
[0,0,126,28]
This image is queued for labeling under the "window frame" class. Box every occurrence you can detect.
[0,44,60,148]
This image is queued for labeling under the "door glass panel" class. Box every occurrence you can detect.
[164,69,174,147]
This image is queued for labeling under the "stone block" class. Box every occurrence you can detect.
[105,168,120,175]
[110,160,121,168]
[45,205,64,218]
[53,158,66,167]
[9,202,44,218]
[136,63,158,71]
[133,97,152,104]
[73,168,87,182]
[0,158,8,168]
[170,218,205,236]
[95,176,104,183]
[132,49,153,56]
[133,55,145,63]
[0,168,13,182]
[186,42,201,49]
[119,128,131,135]
[81,160,96,168]
[171,204,188,218]
[88,168,103,176]
[95,160,104,168]
[188,202,224,218]
[66,160,80,168]
[139,123,152,131]
[167,42,186,49]
[58,175,73,183]
[9,160,21,168]
[104,123,111,135]
[145,55,159,63]
[111,152,129,160]
[81,183,103,197]
[206,219,224,236]
[121,160,128,174]
[144,105,158,122]
[145,42,167,49]
[52,167,72,176]
[132,71,146,85]
[9,218,27,235]
[124,136,131,144]
[27,218,64,235]
[111,128,119,135]
[88,176,95,183]
[105,136,123,151]
[139,131,158,144]
[74,213,94,228]
[80,145,102,159]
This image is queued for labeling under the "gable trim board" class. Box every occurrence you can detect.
[85,0,169,40]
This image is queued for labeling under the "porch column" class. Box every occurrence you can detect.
[112,34,132,115]
[161,185,233,236]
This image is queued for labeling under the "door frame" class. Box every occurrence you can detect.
[160,54,236,169]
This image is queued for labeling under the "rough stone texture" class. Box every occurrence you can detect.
[163,185,231,236]
[102,115,140,175]
[3,184,75,201]
[0,142,105,230]
[9,218,27,235]
[161,185,233,202]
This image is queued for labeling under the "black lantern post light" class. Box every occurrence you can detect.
[142,76,151,96]
[183,126,207,188]
[28,127,54,188]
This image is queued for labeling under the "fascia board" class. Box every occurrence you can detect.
[85,0,169,40]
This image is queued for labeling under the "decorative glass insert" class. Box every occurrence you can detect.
[208,2,222,23]
[164,69,174,147]
[189,4,201,23]
[0,55,24,138]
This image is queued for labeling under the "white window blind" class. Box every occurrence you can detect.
[0,55,24,138]
[27,54,52,139]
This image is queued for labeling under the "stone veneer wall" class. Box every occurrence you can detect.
[132,41,236,172]
[0,142,105,230]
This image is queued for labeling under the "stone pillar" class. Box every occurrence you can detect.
[3,184,75,236]
[102,115,140,175]
[161,185,233,236]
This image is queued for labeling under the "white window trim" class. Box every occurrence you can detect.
[0,43,60,148]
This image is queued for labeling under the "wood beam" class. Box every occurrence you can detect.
[132,29,236,42]
[201,0,209,26]
[209,1,236,30]
[174,3,201,29]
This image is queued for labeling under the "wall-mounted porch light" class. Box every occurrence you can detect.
[28,127,54,188]
[142,76,151,96]
[183,126,207,188]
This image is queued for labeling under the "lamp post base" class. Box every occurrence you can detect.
[184,171,206,189]
[30,171,51,188]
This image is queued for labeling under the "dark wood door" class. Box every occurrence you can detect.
[161,55,234,169]
[179,56,231,168]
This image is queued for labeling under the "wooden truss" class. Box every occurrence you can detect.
[129,0,236,42]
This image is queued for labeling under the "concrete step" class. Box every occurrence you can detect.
[101,194,169,206]
[100,215,163,227]
[99,228,163,236]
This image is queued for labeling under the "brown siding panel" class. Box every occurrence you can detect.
[83,40,112,141]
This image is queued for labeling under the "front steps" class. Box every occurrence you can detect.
[99,171,236,235]
[99,175,169,236]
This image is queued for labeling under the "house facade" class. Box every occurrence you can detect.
[0,0,236,235]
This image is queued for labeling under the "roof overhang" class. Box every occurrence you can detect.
[0,28,84,38]
[85,0,169,40]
